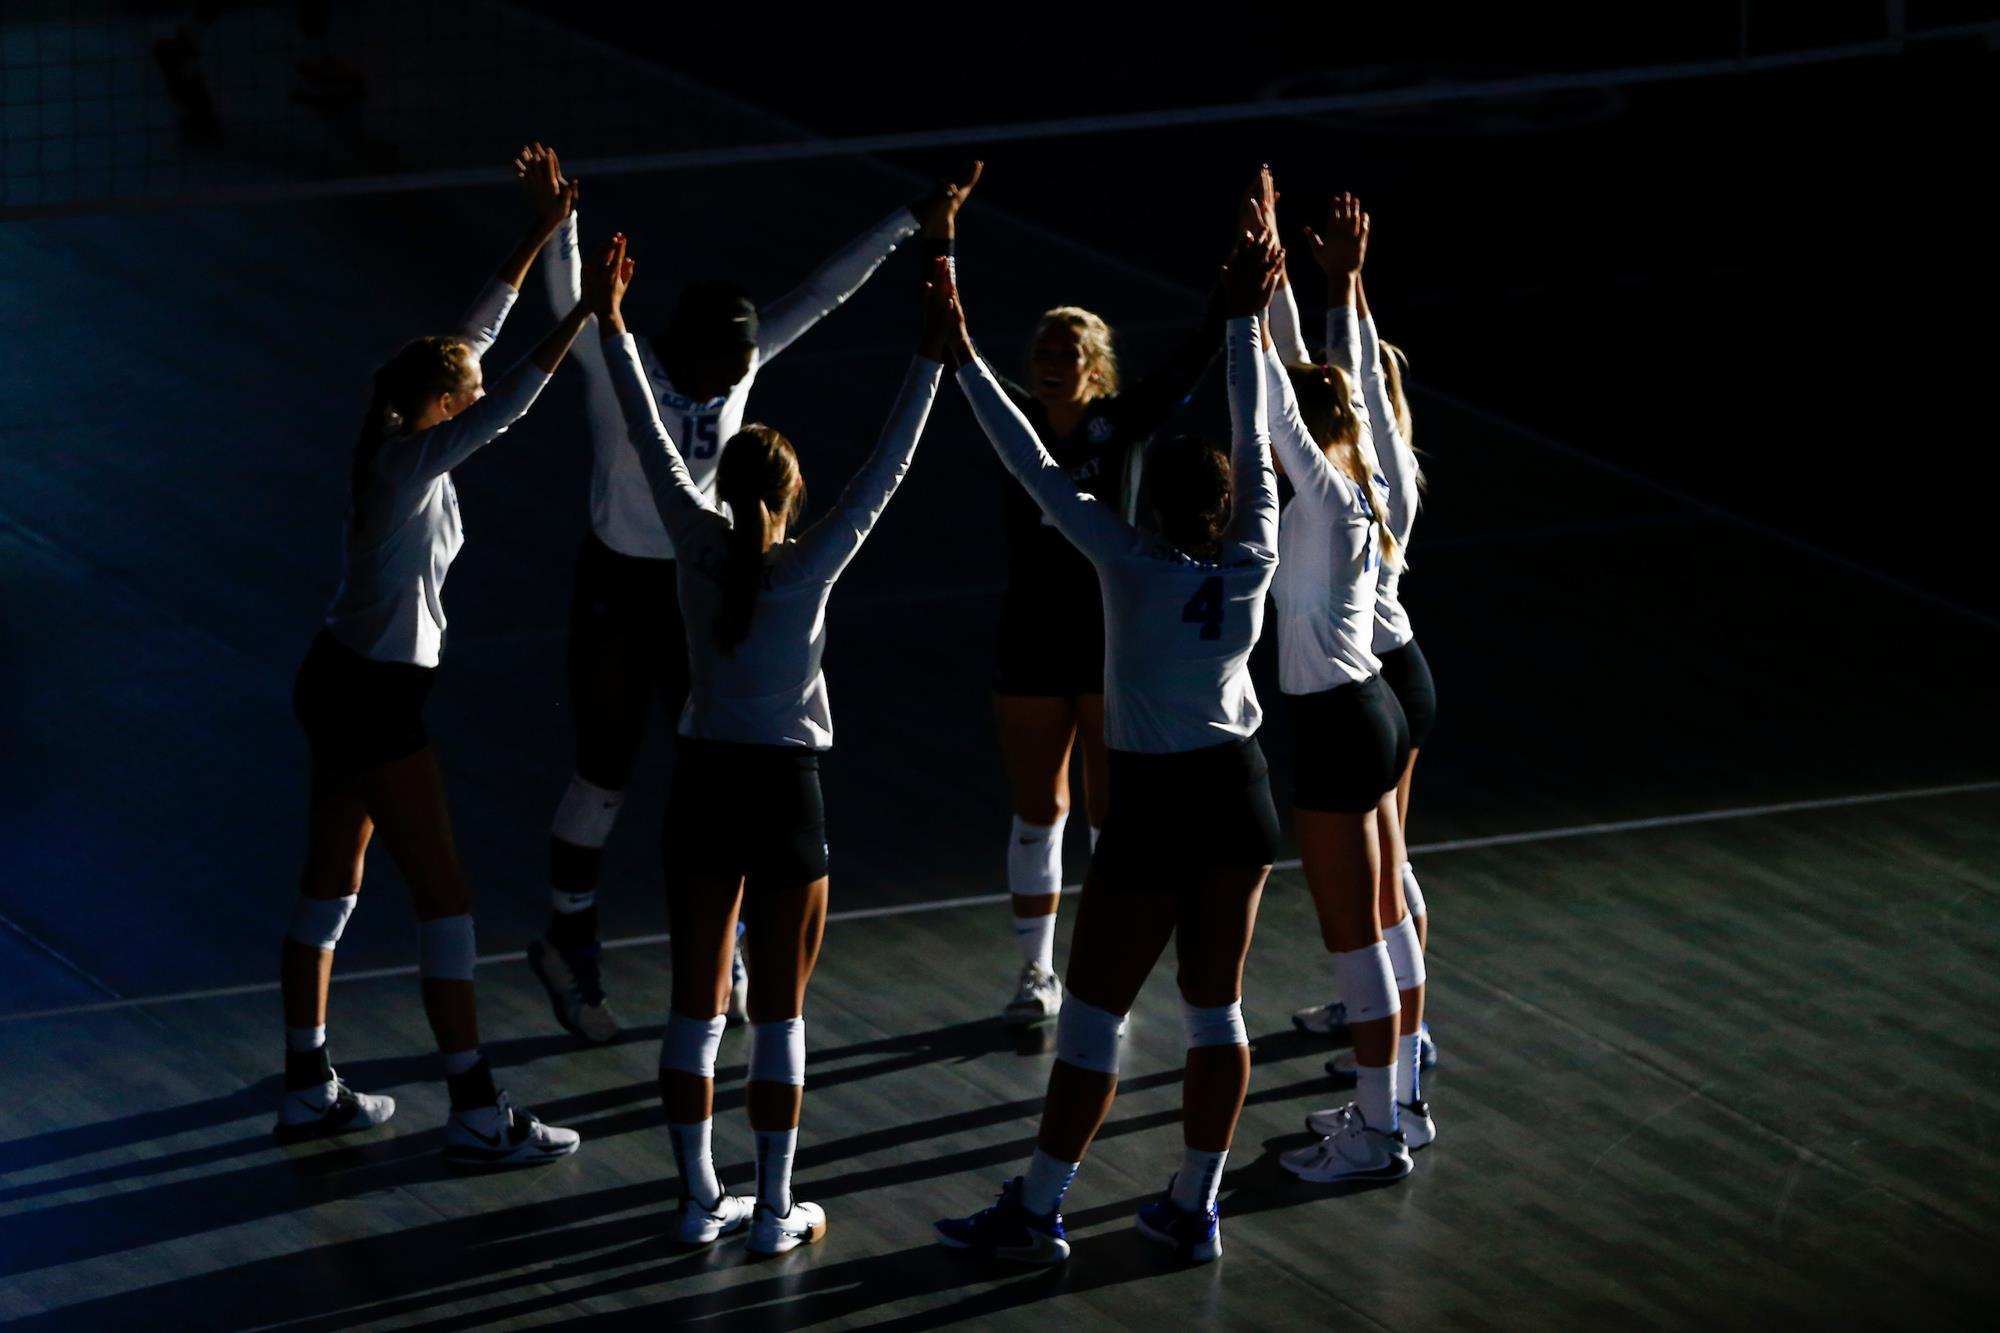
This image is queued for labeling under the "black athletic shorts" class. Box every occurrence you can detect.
[1091,737,1281,885]
[663,738,829,891]
[569,534,689,708]
[991,582,1105,698]
[1375,638,1437,751]
[292,630,436,774]
[1287,675,1410,813]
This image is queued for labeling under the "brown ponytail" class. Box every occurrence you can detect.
[1143,433,1232,562]
[350,336,476,527]
[1285,363,1403,572]
[711,424,804,653]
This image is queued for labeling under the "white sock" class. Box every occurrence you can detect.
[1400,1032,1424,1103]
[1355,1062,1398,1134]
[754,1126,798,1216]
[1088,825,1100,852]
[1013,911,1057,971]
[286,1025,326,1053]
[1021,1147,1080,1216]
[552,888,596,915]
[441,1048,482,1077]
[669,1120,723,1208]
[1171,1148,1228,1214]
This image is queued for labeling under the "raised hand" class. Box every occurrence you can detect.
[1220,231,1284,319]
[1238,164,1278,247]
[1303,192,1367,279]
[921,255,973,367]
[515,141,579,233]
[583,233,634,331]
[914,160,985,240]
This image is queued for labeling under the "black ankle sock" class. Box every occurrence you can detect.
[548,904,599,951]
[285,1044,333,1091]
[446,1058,499,1111]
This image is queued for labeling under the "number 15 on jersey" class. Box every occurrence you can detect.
[680,414,722,460]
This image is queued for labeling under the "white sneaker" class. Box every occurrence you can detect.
[728,934,749,1026]
[1003,962,1063,1026]
[677,1191,755,1246]
[273,1073,395,1143]
[443,1091,581,1169]
[749,1199,827,1255]
[1308,1098,1435,1149]
[526,937,620,1044]
[1279,1105,1413,1183]
[1292,1000,1349,1037]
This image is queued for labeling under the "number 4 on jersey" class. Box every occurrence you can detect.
[1182,575,1225,640]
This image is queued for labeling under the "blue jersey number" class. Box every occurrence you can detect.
[681,414,722,460]
[1182,576,1225,641]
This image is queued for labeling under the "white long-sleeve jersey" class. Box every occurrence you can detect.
[603,332,939,748]
[1262,335,1383,694]
[323,279,551,668]
[960,316,1280,755]
[1315,295,1422,654]
[1356,312,1419,652]
[544,208,919,561]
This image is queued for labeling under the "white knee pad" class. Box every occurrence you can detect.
[1401,862,1427,919]
[552,775,625,849]
[661,1011,728,1079]
[1384,914,1427,991]
[418,914,477,981]
[1183,999,1247,1049]
[1332,941,1401,1025]
[1008,814,1067,897]
[749,1017,807,1086]
[287,894,356,950]
[1054,996,1124,1074]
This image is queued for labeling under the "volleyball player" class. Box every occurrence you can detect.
[1221,177,1429,1182]
[988,257,1226,1027]
[525,148,981,1044]
[1280,196,1439,1076]
[279,148,604,1166]
[935,233,1283,1265]
[596,238,951,1253]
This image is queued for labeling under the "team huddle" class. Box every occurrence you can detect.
[276,146,1440,1265]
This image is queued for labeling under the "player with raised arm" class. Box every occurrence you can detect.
[987,249,1226,1027]
[594,235,951,1254]
[1239,175,1431,1180]
[1287,196,1439,1079]
[279,149,603,1167]
[523,147,981,1043]
[935,231,1283,1266]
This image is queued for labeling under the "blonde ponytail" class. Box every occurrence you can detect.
[712,425,804,653]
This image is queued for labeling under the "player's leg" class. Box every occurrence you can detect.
[991,692,1078,1025]
[360,747,579,1168]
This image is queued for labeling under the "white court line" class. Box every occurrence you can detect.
[3,778,1992,1027]
[7,22,1997,221]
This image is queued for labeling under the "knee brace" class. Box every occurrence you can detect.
[1183,998,1247,1049]
[1054,996,1124,1074]
[552,775,626,849]
[1332,941,1401,1025]
[1384,914,1427,991]
[1008,814,1067,897]
[661,1011,728,1079]
[286,894,356,951]
[749,1017,806,1086]
[418,914,477,981]
[1401,862,1427,919]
